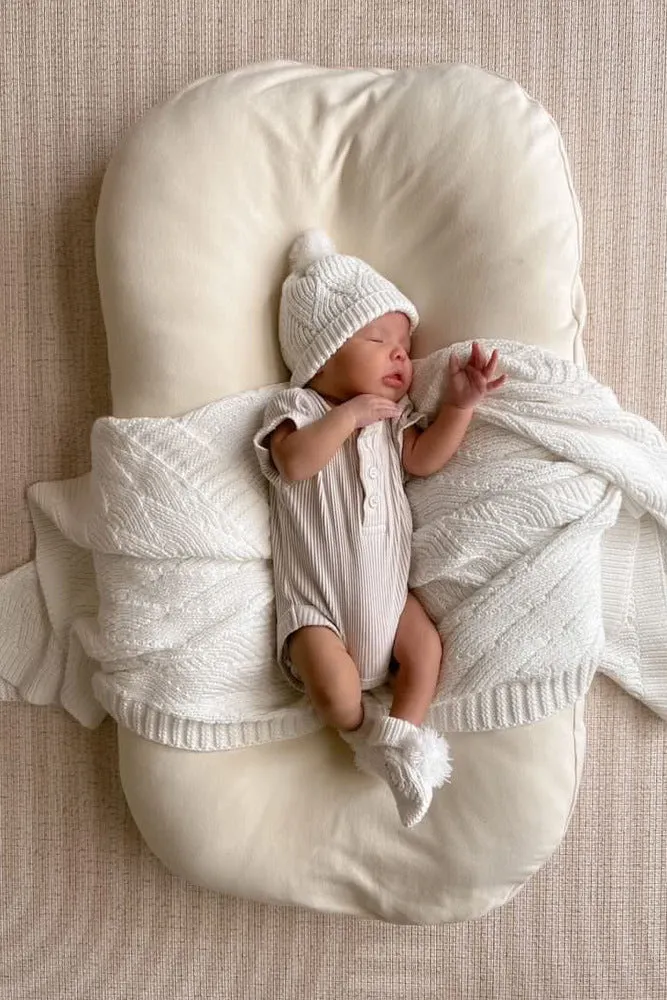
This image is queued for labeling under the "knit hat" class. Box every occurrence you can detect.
[279,230,419,387]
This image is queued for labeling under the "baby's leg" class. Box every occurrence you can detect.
[390,593,443,727]
[289,626,363,731]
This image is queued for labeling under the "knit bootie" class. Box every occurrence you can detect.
[342,702,452,828]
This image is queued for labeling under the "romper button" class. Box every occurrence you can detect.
[368,467,378,479]
[368,496,378,509]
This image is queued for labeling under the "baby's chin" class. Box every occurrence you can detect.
[372,380,410,402]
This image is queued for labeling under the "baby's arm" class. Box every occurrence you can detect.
[402,406,472,478]
[403,343,506,478]
[271,394,400,482]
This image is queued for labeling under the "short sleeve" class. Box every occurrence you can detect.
[392,396,428,480]
[395,396,428,435]
[253,388,324,486]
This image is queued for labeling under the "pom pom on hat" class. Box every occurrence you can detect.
[288,229,337,275]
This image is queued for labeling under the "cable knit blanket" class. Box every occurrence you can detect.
[0,340,666,750]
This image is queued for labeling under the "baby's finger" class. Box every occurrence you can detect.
[488,374,508,390]
[449,352,461,374]
[470,341,483,369]
[379,401,401,417]
[483,349,499,378]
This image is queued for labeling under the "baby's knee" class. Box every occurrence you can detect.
[411,632,442,682]
[288,626,363,729]
[401,613,442,665]
[309,678,362,730]
[424,623,443,666]
[393,616,443,683]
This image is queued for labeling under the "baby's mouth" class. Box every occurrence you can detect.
[383,372,404,388]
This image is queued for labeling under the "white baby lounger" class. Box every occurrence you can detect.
[95,62,588,923]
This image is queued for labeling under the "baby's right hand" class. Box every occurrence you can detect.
[344,394,402,430]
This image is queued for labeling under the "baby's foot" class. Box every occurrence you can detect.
[345,710,452,828]
[374,734,433,827]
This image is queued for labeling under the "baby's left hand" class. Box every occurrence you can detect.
[446,342,507,409]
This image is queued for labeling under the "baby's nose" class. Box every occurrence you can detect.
[392,345,408,360]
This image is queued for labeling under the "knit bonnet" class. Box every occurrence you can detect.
[278,230,419,387]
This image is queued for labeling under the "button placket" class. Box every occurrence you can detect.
[358,427,383,527]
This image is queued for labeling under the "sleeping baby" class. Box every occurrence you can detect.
[254,230,505,827]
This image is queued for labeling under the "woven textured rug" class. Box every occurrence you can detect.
[1,3,665,997]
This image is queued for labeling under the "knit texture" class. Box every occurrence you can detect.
[0,340,666,749]
[351,712,453,827]
[408,341,667,732]
[279,230,419,387]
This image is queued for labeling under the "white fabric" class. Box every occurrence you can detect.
[408,341,667,729]
[1,340,666,747]
[279,230,419,388]
[254,388,420,690]
[0,388,318,749]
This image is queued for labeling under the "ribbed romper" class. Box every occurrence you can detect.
[254,387,422,690]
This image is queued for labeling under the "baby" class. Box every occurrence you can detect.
[254,230,505,827]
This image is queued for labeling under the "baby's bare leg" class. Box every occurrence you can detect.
[289,626,363,731]
[390,593,443,727]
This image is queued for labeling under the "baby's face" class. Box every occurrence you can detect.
[310,312,413,402]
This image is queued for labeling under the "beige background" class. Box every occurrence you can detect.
[1,2,665,998]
